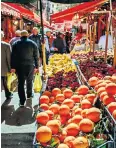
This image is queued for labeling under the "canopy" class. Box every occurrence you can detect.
[1,2,55,30]
[1,2,21,18]
[2,2,37,22]
[51,0,108,23]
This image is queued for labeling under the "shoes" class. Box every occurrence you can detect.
[25,98,32,109]
[19,101,25,107]
[19,104,25,108]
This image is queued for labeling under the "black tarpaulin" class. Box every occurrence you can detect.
[1,0,91,4]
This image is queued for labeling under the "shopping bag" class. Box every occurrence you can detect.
[7,72,17,92]
[10,77,18,92]
[33,73,42,93]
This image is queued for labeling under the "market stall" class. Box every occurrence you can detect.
[33,53,116,148]
[50,0,108,24]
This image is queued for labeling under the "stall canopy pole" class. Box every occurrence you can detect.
[104,20,109,63]
[86,19,88,40]
[109,0,113,36]
[114,29,116,68]
[40,0,44,42]
[93,22,97,59]
[109,0,116,68]
[39,0,47,79]
[89,25,92,52]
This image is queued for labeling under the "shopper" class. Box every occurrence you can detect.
[11,30,39,108]
[1,31,12,100]
[45,29,52,64]
[29,27,41,58]
[49,32,56,48]
[65,32,71,53]
[62,33,67,53]
[9,30,21,47]
[98,33,113,50]
[52,32,65,54]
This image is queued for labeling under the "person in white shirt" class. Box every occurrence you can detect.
[98,34,113,50]
[44,29,51,65]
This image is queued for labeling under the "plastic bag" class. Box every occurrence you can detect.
[33,73,42,93]
[7,72,17,92]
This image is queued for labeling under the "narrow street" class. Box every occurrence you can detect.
[1,87,40,148]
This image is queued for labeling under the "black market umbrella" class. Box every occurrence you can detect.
[49,0,91,3]
[1,0,37,3]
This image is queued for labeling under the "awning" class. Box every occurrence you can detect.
[1,2,54,30]
[51,0,108,23]
[3,2,38,22]
[1,2,21,18]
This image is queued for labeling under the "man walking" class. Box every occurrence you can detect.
[9,30,21,47]
[11,30,39,107]
[45,29,52,64]
[29,27,41,58]
[1,31,12,100]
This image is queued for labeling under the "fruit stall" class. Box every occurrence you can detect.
[33,54,116,148]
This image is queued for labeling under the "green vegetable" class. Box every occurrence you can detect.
[92,139,106,148]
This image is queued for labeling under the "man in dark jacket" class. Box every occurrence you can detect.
[52,32,65,54]
[11,30,39,107]
[29,27,41,58]
[1,31,12,100]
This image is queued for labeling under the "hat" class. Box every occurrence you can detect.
[44,28,51,34]
[21,30,29,37]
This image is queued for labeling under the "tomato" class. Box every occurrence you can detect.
[96,134,107,140]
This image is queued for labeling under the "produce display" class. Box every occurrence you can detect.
[70,50,113,64]
[79,60,116,80]
[33,53,116,148]
[70,50,115,80]
[88,75,116,120]
[47,54,76,76]
[46,54,79,91]
[34,83,113,148]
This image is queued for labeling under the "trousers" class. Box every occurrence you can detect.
[16,65,34,105]
[1,76,12,99]
[46,51,50,65]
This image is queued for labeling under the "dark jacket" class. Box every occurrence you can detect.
[1,41,11,76]
[52,37,65,54]
[65,35,71,47]
[29,34,41,57]
[11,37,39,69]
